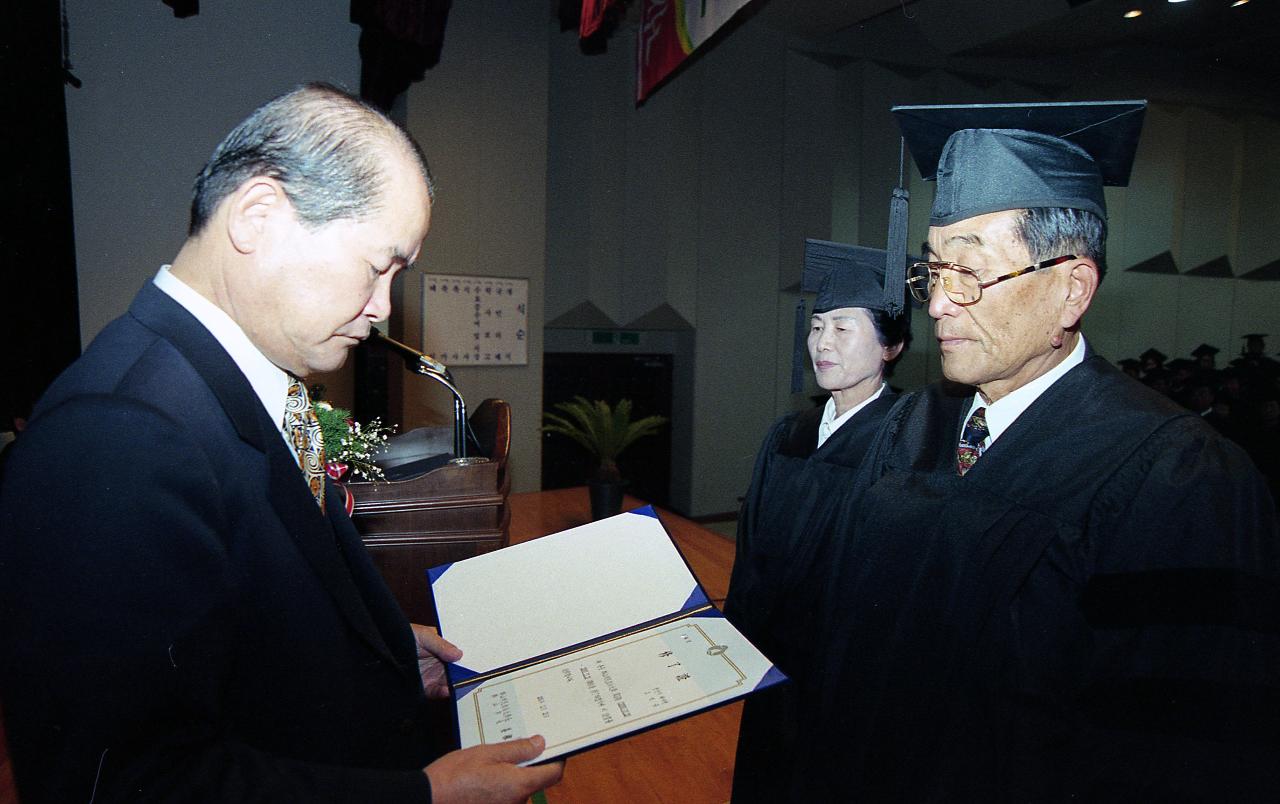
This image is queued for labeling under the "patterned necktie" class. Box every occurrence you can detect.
[284,378,326,511]
[956,406,989,477]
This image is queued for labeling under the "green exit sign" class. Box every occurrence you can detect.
[619,331,640,345]
[591,331,615,344]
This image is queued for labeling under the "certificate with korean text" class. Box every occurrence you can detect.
[428,507,785,763]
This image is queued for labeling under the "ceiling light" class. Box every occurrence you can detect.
[1231,0,1250,7]
[1124,9,1143,17]
[1167,0,1190,4]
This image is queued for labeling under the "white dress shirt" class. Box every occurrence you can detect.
[817,382,888,449]
[962,335,1088,451]
[153,266,293,446]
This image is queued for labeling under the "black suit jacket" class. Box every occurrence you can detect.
[1,283,437,802]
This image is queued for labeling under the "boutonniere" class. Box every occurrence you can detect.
[310,398,395,482]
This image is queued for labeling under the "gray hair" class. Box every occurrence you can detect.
[1015,207,1107,282]
[188,82,434,236]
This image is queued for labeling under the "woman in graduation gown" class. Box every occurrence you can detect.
[724,240,911,804]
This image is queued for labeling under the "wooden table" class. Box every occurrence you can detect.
[507,488,741,804]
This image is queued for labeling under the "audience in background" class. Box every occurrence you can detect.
[1120,334,1280,501]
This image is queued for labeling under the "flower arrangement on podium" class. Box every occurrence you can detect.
[311,400,395,483]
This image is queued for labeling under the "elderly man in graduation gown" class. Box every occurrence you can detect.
[0,84,562,803]
[793,102,1280,801]
[725,242,910,803]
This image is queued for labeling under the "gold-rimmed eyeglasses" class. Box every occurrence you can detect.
[907,255,1077,306]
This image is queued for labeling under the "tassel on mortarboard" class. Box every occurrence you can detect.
[791,298,808,393]
[883,137,909,318]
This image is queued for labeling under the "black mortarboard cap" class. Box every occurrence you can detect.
[1243,333,1268,341]
[1191,343,1219,358]
[1140,347,1167,365]
[791,239,914,392]
[893,100,1147,226]
[1118,358,1141,370]
[803,240,901,313]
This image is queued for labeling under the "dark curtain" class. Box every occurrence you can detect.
[350,0,451,113]
[1,0,81,430]
[349,0,451,425]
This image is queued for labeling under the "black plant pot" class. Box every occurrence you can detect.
[588,479,626,521]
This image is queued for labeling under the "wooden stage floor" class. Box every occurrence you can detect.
[507,489,741,804]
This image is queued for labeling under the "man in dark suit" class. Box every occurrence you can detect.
[788,102,1280,800]
[0,83,562,803]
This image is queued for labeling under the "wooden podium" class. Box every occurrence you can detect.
[345,398,512,625]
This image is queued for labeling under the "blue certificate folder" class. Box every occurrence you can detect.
[426,505,787,763]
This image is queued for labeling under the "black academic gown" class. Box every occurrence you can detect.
[724,390,897,804]
[793,356,1280,802]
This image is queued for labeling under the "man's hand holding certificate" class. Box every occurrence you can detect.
[428,507,786,763]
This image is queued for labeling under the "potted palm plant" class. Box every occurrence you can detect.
[541,396,669,519]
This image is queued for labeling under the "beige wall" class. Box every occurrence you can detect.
[61,3,1280,517]
[65,0,361,349]
[546,19,797,515]
[543,16,1280,516]
[398,1,550,494]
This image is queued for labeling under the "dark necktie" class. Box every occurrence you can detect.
[956,406,989,477]
[284,378,326,511]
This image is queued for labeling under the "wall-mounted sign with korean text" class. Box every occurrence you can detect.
[422,274,529,366]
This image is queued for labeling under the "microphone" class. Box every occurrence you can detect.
[367,328,474,461]
[369,328,452,382]
[368,325,478,458]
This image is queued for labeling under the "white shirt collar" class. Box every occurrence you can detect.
[153,266,292,435]
[817,382,887,449]
[966,335,1087,449]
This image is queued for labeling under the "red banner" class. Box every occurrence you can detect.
[580,0,616,38]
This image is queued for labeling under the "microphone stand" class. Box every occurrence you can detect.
[369,328,473,461]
